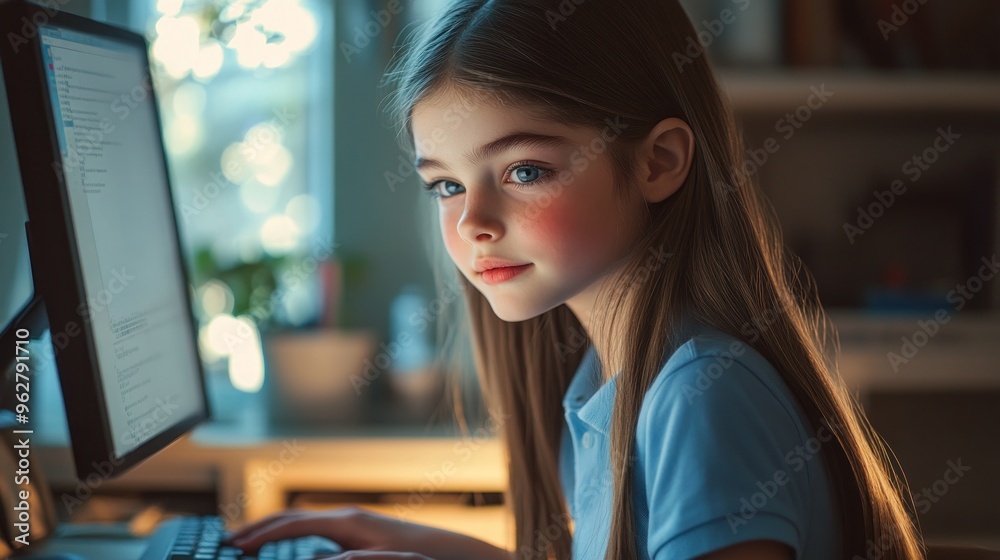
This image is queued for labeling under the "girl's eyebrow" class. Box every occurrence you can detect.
[414,132,573,172]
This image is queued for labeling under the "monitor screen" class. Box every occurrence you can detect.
[38,24,205,459]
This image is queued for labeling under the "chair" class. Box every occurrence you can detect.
[926,544,1000,560]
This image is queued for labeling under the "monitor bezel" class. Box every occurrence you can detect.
[0,0,211,481]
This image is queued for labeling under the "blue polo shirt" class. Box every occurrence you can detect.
[559,321,844,559]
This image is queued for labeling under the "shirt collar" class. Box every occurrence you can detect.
[562,344,617,437]
[560,314,705,437]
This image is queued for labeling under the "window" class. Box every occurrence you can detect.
[131,0,334,393]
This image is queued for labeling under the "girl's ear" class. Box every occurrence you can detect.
[635,117,695,204]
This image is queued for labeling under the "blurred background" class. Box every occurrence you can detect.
[1,0,998,552]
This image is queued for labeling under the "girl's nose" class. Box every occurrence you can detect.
[457,189,504,243]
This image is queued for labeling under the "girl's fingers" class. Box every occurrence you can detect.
[230,515,324,552]
[226,509,309,541]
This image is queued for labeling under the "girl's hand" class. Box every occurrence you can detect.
[225,506,510,560]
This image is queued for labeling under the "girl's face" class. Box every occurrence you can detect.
[412,89,643,323]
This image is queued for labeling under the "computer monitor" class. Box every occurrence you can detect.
[0,0,210,481]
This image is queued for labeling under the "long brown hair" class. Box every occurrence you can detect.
[381,1,926,558]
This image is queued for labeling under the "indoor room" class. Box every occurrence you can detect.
[0,1,998,559]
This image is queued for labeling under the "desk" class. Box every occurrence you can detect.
[31,311,999,555]
[36,405,512,551]
[11,523,146,559]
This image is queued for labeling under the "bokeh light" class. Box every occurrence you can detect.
[260,215,301,256]
[285,194,320,233]
[150,0,318,78]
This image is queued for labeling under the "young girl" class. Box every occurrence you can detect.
[228,0,927,558]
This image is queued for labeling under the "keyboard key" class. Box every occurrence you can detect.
[160,516,346,560]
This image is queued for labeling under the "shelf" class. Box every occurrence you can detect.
[825,310,1000,392]
[719,69,1000,114]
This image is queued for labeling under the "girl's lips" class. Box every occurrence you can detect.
[480,263,533,285]
[474,256,531,272]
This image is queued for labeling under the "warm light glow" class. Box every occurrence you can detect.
[221,121,293,187]
[245,121,285,148]
[152,16,201,79]
[218,2,246,22]
[228,317,265,393]
[156,0,184,17]
[150,0,318,79]
[198,279,234,318]
[221,142,252,184]
[262,43,292,69]
[285,194,320,233]
[172,81,207,116]
[193,40,225,81]
[229,21,267,68]
[164,112,203,156]
[260,215,301,255]
[252,144,292,186]
[200,313,240,361]
[253,0,318,54]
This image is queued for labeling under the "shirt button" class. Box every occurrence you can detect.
[582,431,595,449]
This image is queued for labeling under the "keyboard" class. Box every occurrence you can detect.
[138,515,344,560]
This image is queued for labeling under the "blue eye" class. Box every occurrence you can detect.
[507,162,554,187]
[421,180,464,199]
[511,165,542,183]
[421,162,554,200]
